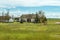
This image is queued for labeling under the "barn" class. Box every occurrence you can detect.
[0,16,11,22]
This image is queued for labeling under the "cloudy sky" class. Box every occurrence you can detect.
[0,0,60,18]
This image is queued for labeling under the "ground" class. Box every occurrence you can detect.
[0,19,60,40]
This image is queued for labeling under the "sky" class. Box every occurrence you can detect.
[0,0,60,18]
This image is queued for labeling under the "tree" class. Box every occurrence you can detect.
[1,11,4,22]
[39,11,47,25]
[5,9,10,22]
[5,9,9,16]
[35,12,40,23]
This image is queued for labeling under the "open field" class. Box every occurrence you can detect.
[0,19,60,40]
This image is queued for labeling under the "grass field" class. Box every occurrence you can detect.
[0,19,60,40]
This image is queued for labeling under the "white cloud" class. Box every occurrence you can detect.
[0,0,60,7]
[45,12,60,18]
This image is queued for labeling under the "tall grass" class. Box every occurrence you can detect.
[0,19,60,40]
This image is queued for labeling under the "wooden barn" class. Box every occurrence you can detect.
[0,16,11,22]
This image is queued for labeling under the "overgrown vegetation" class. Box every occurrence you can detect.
[0,19,60,40]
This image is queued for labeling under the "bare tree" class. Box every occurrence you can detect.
[39,11,47,25]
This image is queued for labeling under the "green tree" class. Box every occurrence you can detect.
[35,12,40,23]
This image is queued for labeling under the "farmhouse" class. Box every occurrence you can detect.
[19,13,41,22]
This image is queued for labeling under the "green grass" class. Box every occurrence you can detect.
[0,19,60,40]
